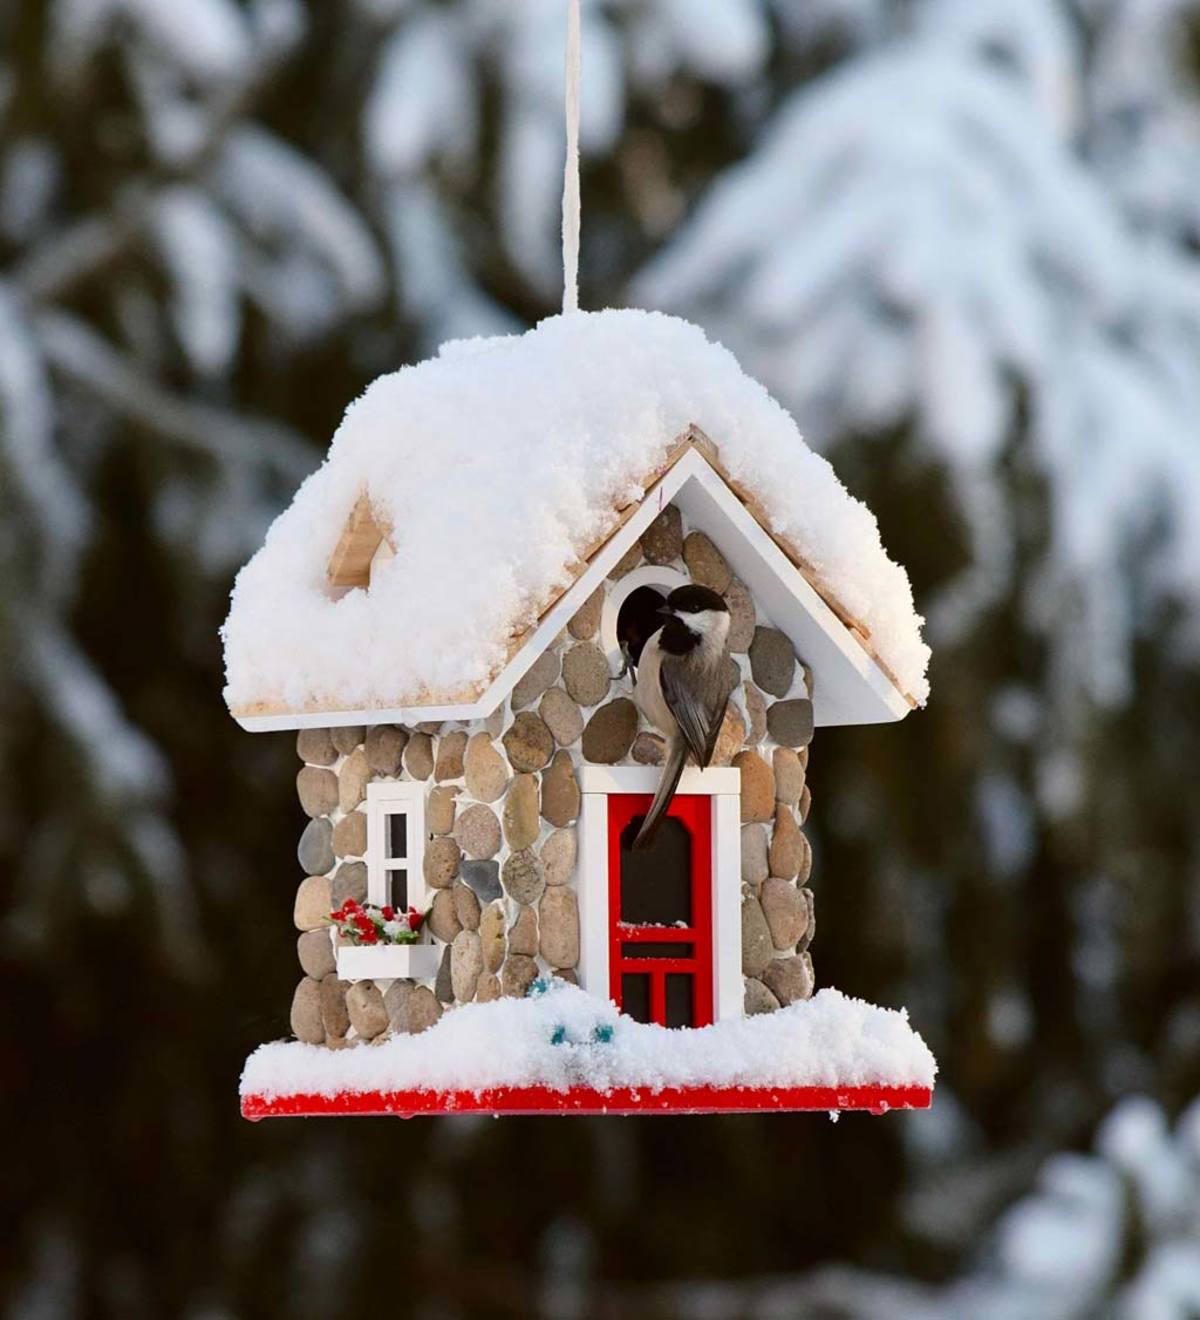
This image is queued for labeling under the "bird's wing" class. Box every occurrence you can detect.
[660,655,726,768]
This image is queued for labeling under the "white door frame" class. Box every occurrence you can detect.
[576,765,743,1023]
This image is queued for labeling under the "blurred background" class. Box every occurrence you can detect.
[2,0,1200,1315]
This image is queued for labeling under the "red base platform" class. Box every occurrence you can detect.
[242,1082,932,1119]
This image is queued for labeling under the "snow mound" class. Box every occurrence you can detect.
[222,309,930,714]
[240,983,937,1100]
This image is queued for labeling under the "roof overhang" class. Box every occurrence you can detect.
[232,430,916,731]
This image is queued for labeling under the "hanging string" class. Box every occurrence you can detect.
[562,0,581,314]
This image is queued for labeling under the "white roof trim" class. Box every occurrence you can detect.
[235,446,910,731]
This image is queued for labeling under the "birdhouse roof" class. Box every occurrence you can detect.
[221,310,930,728]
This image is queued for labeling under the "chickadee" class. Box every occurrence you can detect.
[632,584,732,848]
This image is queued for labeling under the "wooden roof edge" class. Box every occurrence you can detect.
[326,490,396,589]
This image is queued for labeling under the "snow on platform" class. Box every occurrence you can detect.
[240,983,936,1118]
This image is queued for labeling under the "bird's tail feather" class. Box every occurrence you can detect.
[633,740,688,849]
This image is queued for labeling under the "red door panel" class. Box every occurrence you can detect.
[608,793,713,1028]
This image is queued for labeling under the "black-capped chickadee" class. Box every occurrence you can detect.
[632,584,733,848]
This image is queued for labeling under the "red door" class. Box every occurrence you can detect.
[607,794,713,1028]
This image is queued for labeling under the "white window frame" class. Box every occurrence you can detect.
[365,780,426,914]
[577,765,743,1023]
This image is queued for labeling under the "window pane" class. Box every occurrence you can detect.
[387,812,407,860]
[387,869,408,910]
[618,815,692,926]
[623,942,694,960]
[665,974,694,1029]
[620,973,651,1024]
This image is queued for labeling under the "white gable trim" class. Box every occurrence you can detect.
[235,446,910,730]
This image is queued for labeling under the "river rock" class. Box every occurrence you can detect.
[760,876,808,948]
[434,730,468,780]
[365,724,407,775]
[539,886,580,968]
[741,891,773,978]
[502,848,545,904]
[503,711,554,773]
[581,698,638,763]
[733,751,774,823]
[294,874,332,931]
[290,978,325,1043]
[568,584,604,640]
[422,836,461,890]
[769,805,804,880]
[607,541,642,579]
[461,859,502,905]
[511,651,560,710]
[748,627,796,698]
[297,766,338,818]
[508,905,538,956]
[632,731,665,765]
[743,682,767,745]
[503,773,541,849]
[464,733,509,802]
[385,981,442,1034]
[453,880,481,932]
[767,698,814,748]
[338,748,370,813]
[297,818,334,875]
[501,954,539,997]
[331,726,365,756]
[763,953,814,1005]
[642,505,683,564]
[741,824,769,885]
[772,747,805,805]
[427,888,462,943]
[541,750,580,826]
[319,975,350,1038]
[297,728,337,766]
[428,786,458,835]
[726,581,756,652]
[454,803,501,859]
[297,928,336,979]
[682,531,732,592]
[480,902,506,972]
[451,930,483,1002]
[331,810,366,858]
[541,828,577,885]
[743,977,780,1016]
[562,643,611,706]
[346,982,388,1039]
[540,686,584,746]
[330,861,367,909]
[434,945,454,1003]
[475,973,501,1003]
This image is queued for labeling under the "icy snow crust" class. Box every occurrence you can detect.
[239,984,938,1100]
[222,310,930,712]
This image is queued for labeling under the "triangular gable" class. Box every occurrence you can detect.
[326,493,394,590]
[234,426,914,731]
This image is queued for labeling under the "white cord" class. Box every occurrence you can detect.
[562,0,581,315]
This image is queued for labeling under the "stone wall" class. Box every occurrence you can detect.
[288,502,815,1046]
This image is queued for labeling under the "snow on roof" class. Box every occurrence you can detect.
[221,309,930,716]
[240,983,938,1101]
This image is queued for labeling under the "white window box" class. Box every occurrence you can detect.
[335,942,441,982]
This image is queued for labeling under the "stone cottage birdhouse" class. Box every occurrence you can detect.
[227,310,937,1118]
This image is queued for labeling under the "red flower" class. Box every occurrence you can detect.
[359,926,378,944]
[381,905,395,921]
[408,907,425,931]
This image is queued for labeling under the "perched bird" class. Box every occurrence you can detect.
[632,584,732,847]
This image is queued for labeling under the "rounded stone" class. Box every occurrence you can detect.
[464,733,510,802]
[454,803,501,859]
[503,712,554,773]
[346,981,389,1039]
[539,886,580,968]
[554,968,579,985]
[451,929,483,1002]
[330,861,367,909]
[338,747,371,813]
[711,704,746,767]
[434,730,468,781]
[290,978,325,1043]
[743,682,767,745]
[428,786,458,835]
[562,643,611,707]
[297,766,338,818]
[319,975,350,1039]
[741,824,769,886]
[427,888,462,944]
[480,902,507,972]
[767,698,814,749]
[484,705,505,739]
[799,784,812,824]
[331,810,367,858]
[726,581,756,652]
[607,541,643,580]
[760,877,808,949]
[422,839,459,892]
[508,905,539,956]
[502,848,546,904]
[297,818,334,875]
[415,721,443,735]
[475,973,501,1003]
[772,747,805,806]
[297,728,337,766]
[798,887,815,949]
[541,750,581,826]
[744,977,780,1016]
[511,651,561,710]
[297,928,336,979]
[581,698,638,764]
[461,859,502,905]
[741,891,773,978]
[385,981,442,1034]
[769,805,804,880]
[503,773,541,850]
[541,828,577,886]
[501,954,539,998]
[295,875,332,932]
[365,725,407,775]
[748,627,797,698]
[763,953,815,1005]
[682,531,732,592]
[632,731,665,765]
[403,732,434,780]
[540,686,584,746]
[453,880,481,932]
[796,831,813,885]
[434,947,455,1003]
[331,726,365,755]
[733,750,774,823]
[568,585,605,640]
[641,505,683,565]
